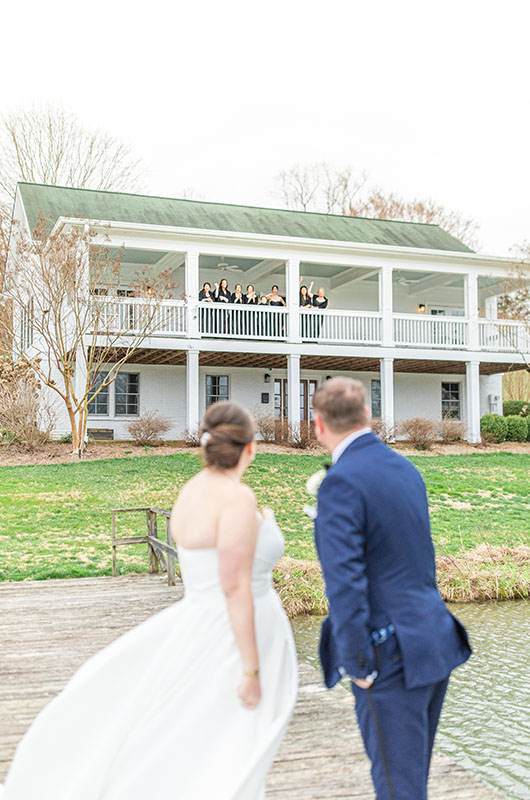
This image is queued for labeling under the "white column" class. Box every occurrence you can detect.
[485,295,498,320]
[287,353,301,431]
[465,360,481,443]
[186,349,200,433]
[380,357,395,435]
[465,272,479,349]
[379,265,393,346]
[185,250,199,338]
[286,258,301,343]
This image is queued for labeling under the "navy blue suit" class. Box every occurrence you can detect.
[315,432,471,800]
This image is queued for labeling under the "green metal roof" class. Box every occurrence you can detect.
[17,183,474,253]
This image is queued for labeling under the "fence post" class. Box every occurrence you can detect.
[146,509,159,574]
[165,517,176,586]
[111,511,117,577]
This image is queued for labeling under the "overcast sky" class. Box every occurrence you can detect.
[3,0,529,256]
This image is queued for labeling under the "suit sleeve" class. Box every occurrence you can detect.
[315,471,375,677]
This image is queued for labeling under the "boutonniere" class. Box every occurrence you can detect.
[303,467,328,520]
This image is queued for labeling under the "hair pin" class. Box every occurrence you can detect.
[200,432,212,446]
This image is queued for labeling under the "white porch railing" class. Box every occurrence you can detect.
[479,319,530,353]
[90,296,187,336]
[197,302,289,340]
[393,314,468,348]
[300,309,382,344]
[88,297,530,354]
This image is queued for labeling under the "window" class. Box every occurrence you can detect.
[371,379,381,419]
[115,373,139,415]
[88,372,109,415]
[206,375,229,407]
[441,382,461,419]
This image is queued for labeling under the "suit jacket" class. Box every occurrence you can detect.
[314,432,471,690]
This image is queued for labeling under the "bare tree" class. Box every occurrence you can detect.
[1,215,175,454]
[276,162,367,214]
[348,190,480,249]
[503,368,530,401]
[276,162,479,249]
[497,242,530,375]
[0,106,144,200]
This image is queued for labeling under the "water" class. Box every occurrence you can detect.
[293,600,530,799]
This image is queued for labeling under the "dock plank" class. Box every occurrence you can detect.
[0,575,504,798]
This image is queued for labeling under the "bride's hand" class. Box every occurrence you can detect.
[238,674,261,710]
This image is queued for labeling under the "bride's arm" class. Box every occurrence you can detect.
[218,489,261,709]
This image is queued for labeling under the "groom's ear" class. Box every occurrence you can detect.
[314,412,325,437]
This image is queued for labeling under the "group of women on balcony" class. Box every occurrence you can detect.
[198,280,288,307]
[197,278,328,338]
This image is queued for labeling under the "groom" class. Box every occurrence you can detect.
[312,377,471,800]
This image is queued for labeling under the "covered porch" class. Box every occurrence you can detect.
[83,346,515,444]
[88,246,525,352]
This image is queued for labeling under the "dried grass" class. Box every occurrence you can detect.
[273,557,328,617]
[273,546,530,617]
[436,545,530,601]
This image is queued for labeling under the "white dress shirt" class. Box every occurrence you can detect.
[331,427,372,464]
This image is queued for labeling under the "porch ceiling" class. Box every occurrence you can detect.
[91,348,519,375]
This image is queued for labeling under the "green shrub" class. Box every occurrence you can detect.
[503,401,529,417]
[59,433,73,444]
[480,414,507,443]
[505,415,529,442]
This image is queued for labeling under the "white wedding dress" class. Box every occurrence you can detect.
[0,511,297,799]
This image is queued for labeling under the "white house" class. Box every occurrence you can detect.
[11,183,530,443]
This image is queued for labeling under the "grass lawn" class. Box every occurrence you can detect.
[0,452,529,583]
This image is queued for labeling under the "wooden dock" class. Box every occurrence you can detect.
[0,574,504,798]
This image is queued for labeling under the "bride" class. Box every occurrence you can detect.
[1,401,298,799]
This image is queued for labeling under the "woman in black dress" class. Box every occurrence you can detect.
[299,282,314,307]
[265,285,286,338]
[312,287,329,339]
[299,281,314,339]
[198,282,214,333]
[231,283,244,334]
[245,284,258,336]
[214,278,231,334]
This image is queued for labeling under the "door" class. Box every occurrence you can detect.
[274,379,318,421]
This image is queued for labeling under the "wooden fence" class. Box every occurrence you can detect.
[111,506,177,586]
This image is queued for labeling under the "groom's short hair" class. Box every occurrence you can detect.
[312,377,369,432]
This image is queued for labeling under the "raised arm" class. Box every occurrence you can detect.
[315,472,375,682]
[218,490,261,709]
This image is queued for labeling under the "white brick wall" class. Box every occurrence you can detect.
[49,363,503,441]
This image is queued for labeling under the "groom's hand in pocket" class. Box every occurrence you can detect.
[352,677,374,690]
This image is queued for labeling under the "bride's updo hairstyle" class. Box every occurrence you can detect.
[200,401,255,470]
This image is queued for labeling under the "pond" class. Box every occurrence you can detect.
[292,600,530,800]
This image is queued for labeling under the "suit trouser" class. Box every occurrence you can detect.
[351,635,449,800]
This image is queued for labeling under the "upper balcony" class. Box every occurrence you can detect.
[89,251,530,355]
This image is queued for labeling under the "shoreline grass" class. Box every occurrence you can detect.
[1,451,529,608]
